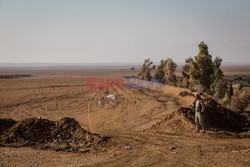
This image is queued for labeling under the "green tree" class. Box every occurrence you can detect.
[214,79,228,99]
[138,58,154,81]
[210,56,224,93]
[182,57,193,88]
[189,42,214,90]
[154,59,167,81]
[164,58,177,86]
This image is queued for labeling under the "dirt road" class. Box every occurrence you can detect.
[0,73,249,167]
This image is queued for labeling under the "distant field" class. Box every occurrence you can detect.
[0,66,249,167]
[221,65,250,75]
[175,65,250,76]
[0,64,249,76]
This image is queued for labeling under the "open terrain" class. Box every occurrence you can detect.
[0,66,249,167]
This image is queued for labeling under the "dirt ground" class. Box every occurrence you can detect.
[0,67,249,167]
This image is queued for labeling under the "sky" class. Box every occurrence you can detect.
[0,0,250,63]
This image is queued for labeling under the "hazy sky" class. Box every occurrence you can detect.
[0,0,250,63]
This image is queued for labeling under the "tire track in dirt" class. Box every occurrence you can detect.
[122,88,180,132]
[1,75,250,167]
[0,93,84,109]
[85,83,181,134]
[0,80,88,120]
[87,89,100,133]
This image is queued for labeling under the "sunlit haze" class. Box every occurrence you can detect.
[0,0,250,64]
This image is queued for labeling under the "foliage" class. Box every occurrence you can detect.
[226,81,234,104]
[0,74,32,79]
[182,57,193,88]
[189,42,215,90]
[187,41,226,98]
[213,79,228,99]
[210,57,224,93]
[138,58,155,81]
[231,91,250,112]
[154,59,167,81]
[164,58,177,86]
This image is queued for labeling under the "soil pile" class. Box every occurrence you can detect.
[0,118,16,135]
[179,99,249,132]
[151,99,249,137]
[0,117,110,152]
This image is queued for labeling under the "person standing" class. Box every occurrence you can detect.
[194,93,206,133]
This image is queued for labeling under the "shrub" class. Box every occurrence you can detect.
[231,91,250,112]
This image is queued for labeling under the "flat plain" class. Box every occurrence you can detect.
[0,65,249,167]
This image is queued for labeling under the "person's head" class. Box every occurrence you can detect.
[195,93,201,100]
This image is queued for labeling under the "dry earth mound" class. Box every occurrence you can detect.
[151,99,249,138]
[0,118,16,135]
[0,117,110,152]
